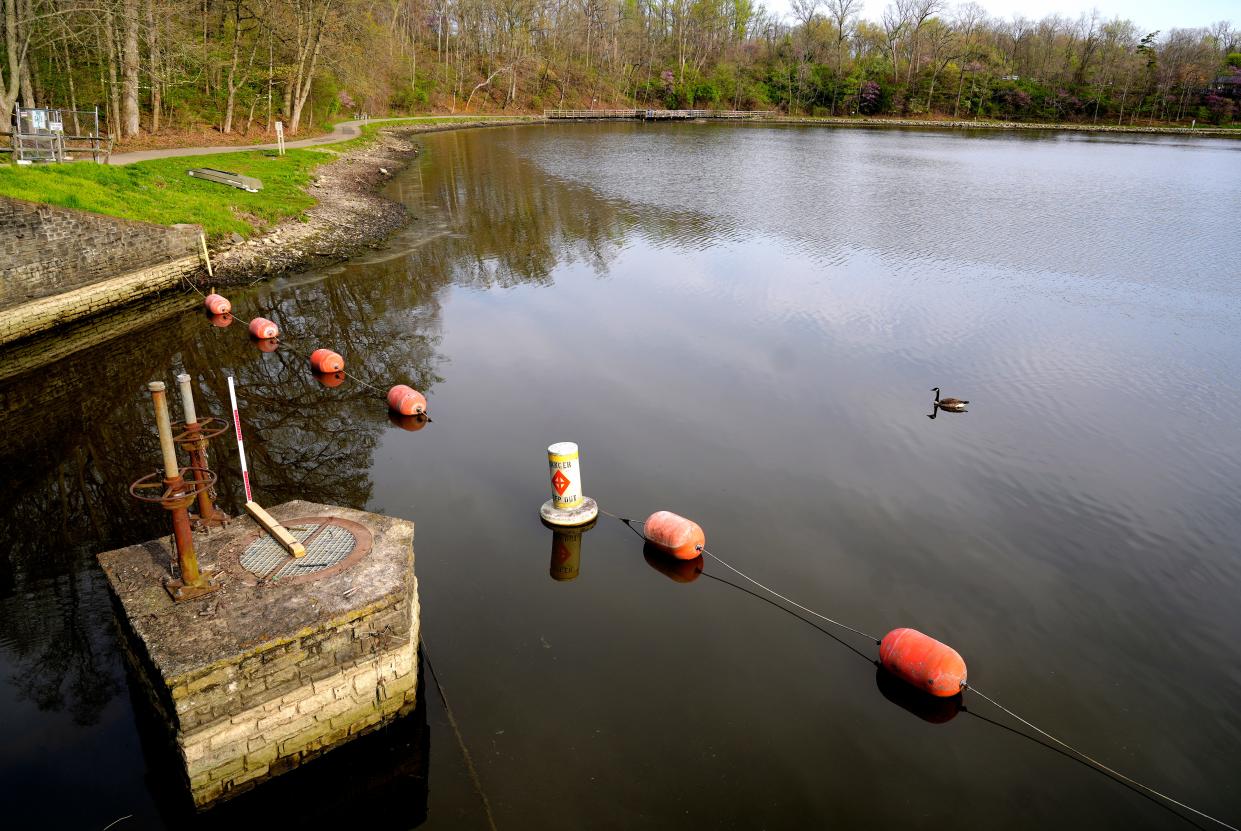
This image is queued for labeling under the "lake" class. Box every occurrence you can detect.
[2,122,1240,828]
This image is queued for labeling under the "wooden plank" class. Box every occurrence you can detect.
[187,168,263,192]
[245,500,307,557]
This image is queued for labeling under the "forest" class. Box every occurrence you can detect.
[1,0,1239,142]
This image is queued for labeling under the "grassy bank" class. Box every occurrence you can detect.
[0,148,327,240]
[0,116,533,241]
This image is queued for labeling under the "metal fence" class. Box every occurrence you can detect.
[10,107,112,164]
[544,109,777,120]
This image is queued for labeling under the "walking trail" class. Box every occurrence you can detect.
[107,115,512,165]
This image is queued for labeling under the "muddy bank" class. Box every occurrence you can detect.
[209,118,538,285]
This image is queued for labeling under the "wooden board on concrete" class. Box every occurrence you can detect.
[245,500,307,557]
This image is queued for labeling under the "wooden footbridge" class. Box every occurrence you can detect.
[545,109,776,121]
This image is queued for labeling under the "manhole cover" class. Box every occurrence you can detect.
[236,516,372,585]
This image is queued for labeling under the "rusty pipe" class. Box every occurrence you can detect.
[149,381,180,480]
[148,380,208,591]
[176,373,224,523]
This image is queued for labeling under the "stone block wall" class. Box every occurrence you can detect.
[0,254,202,346]
[0,195,202,311]
[166,590,420,807]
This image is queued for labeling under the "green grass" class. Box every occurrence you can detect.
[0,148,328,240]
[0,114,538,240]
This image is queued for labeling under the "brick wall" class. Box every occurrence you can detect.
[0,195,202,312]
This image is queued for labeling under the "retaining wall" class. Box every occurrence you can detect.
[0,196,204,345]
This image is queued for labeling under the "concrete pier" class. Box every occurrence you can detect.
[97,500,419,810]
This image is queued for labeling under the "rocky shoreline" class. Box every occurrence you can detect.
[209,118,537,285]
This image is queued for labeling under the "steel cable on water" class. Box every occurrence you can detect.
[599,510,1238,831]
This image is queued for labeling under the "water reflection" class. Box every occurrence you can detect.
[543,519,595,582]
[0,123,1239,827]
[875,666,962,724]
[643,544,704,583]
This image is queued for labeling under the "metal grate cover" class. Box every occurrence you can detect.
[239,520,360,581]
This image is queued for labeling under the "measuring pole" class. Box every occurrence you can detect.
[227,376,252,502]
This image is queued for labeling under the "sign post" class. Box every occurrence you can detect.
[275,120,285,156]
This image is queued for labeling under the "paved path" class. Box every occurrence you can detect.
[107,116,514,165]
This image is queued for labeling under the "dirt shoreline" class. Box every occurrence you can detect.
[208,118,537,285]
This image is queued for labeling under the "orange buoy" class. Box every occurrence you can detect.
[208,312,234,328]
[879,628,967,698]
[387,384,427,415]
[315,371,346,388]
[204,293,231,315]
[643,545,704,583]
[254,337,280,353]
[642,511,705,561]
[310,348,345,373]
[248,317,279,339]
[388,412,429,431]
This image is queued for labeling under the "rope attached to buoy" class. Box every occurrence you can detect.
[601,509,1238,831]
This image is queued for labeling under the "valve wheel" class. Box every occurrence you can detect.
[129,467,216,506]
[172,416,231,445]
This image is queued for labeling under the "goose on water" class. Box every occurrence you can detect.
[931,387,969,411]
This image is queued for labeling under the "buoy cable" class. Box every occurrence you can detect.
[964,685,1238,831]
[699,571,876,664]
[700,546,882,645]
[602,510,881,643]
[421,637,500,831]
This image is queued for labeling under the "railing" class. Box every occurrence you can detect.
[544,109,777,120]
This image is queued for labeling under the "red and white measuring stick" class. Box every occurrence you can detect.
[226,376,253,502]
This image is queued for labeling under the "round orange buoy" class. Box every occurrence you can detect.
[643,544,704,583]
[248,317,279,339]
[388,412,429,431]
[387,384,427,415]
[310,348,344,373]
[315,371,346,388]
[204,293,231,315]
[255,337,280,353]
[208,312,234,328]
[642,511,705,561]
[879,628,967,698]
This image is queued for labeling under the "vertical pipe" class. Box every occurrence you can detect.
[149,381,179,479]
[176,373,198,426]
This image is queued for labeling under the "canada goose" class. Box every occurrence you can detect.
[931,388,969,411]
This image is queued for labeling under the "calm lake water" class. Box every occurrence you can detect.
[2,123,1240,828]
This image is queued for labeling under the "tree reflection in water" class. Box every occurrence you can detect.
[0,123,697,806]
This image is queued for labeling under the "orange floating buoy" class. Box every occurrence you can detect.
[309,348,345,373]
[388,412,429,431]
[315,371,346,388]
[642,511,706,561]
[248,317,279,339]
[643,545,704,583]
[254,337,280,353]
[208,312,234,328]
[879,628,967,698]
[387,384,427,415]
[204,293,232,315]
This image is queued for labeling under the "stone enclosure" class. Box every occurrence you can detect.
[98,500,420,809]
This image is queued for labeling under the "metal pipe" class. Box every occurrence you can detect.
[176,373,223,524]
[148,380,209,594]
[176,373,198,426]
[170,499,202,586]
[149,381,179,479]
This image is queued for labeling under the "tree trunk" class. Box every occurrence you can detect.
[147,0,161,132]
[122,0,141,136]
